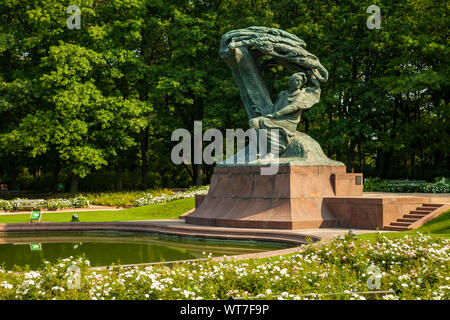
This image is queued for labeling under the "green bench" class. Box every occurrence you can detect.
[29,243,42,251]
[29,210,42,223]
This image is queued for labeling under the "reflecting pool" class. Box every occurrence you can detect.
[0,231,293,269]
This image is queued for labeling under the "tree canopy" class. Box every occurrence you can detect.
[0,0,448,192]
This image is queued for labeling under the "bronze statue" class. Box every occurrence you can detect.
[219,26,342,166]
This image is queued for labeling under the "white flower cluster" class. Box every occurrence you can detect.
[134,186,209,207]
[0,196,90,211]
[0,234,448,300]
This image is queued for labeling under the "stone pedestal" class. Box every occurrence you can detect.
[185,165,363,229]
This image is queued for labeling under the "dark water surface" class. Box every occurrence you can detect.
[0,231,293,269]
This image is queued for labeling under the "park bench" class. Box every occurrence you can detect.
[29,210,42,223]
[13,199,46,211]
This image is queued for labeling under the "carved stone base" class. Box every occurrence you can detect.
[185,165,363,229]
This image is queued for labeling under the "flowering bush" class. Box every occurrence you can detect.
[0,233,448,300]
[134,186,209,207]
[11,199,47,211]
[0,187,208,211]
[0,196,90,211]
[46,199,73,210]
[70,196,90,208]
[420,178,450,193]
[0,200,15,211]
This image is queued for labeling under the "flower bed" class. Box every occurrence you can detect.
[0,233,448,300]
[133,186,209,207]
[0,187,209,211]
[0,196,90,211]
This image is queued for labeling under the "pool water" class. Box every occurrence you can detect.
[0,232,293,269]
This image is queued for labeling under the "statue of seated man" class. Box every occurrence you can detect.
[249,71,321,156]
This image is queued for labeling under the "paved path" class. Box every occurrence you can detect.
[142,219,386,240]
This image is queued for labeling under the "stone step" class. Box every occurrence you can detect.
[398,218,419,223]
[422,203,443,208]
[415,207,435,212]
[409,210,430,215]
[391,222,411,227]
[384,226,409,231]
[404,214,426,219]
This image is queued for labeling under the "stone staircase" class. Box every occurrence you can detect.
[384,203,445,231]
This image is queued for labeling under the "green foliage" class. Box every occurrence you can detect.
[84,189,175,207]
[0,200,14,211]
[0,0,448,190]
[363,177,390,192]
[364,177,450,193]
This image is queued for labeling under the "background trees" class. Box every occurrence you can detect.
[0,0,448,191]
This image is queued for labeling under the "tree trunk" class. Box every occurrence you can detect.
[380,150,392,178]
[116,161,124,191]
[358,144,364,173]
[205,165,214,184]
[346,140,356,173]
[9,162,17,191]
[193,164,203,186]
[34,164,41,179]
[70,174,78,193]
[140,126,149,188]
[53,160,60,192]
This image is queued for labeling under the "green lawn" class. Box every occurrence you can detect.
[357,209,450,241]
[0,198,195,223]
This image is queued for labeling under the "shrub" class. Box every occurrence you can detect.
[364,177,450,193]
[70,196,90,208]
[133,186,209,207]
[46,199,72,210]
[84,191,164,207]
[0,200,14,211]
[0,196,91,211]
[419,178,450,193]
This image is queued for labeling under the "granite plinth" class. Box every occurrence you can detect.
[186,165,362,229]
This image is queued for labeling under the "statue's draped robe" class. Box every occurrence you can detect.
[249,87,321,154]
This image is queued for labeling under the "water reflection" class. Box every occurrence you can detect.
[0,232,292,269]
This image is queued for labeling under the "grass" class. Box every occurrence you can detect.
[0,198,195,223]
[357,209,450,241]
